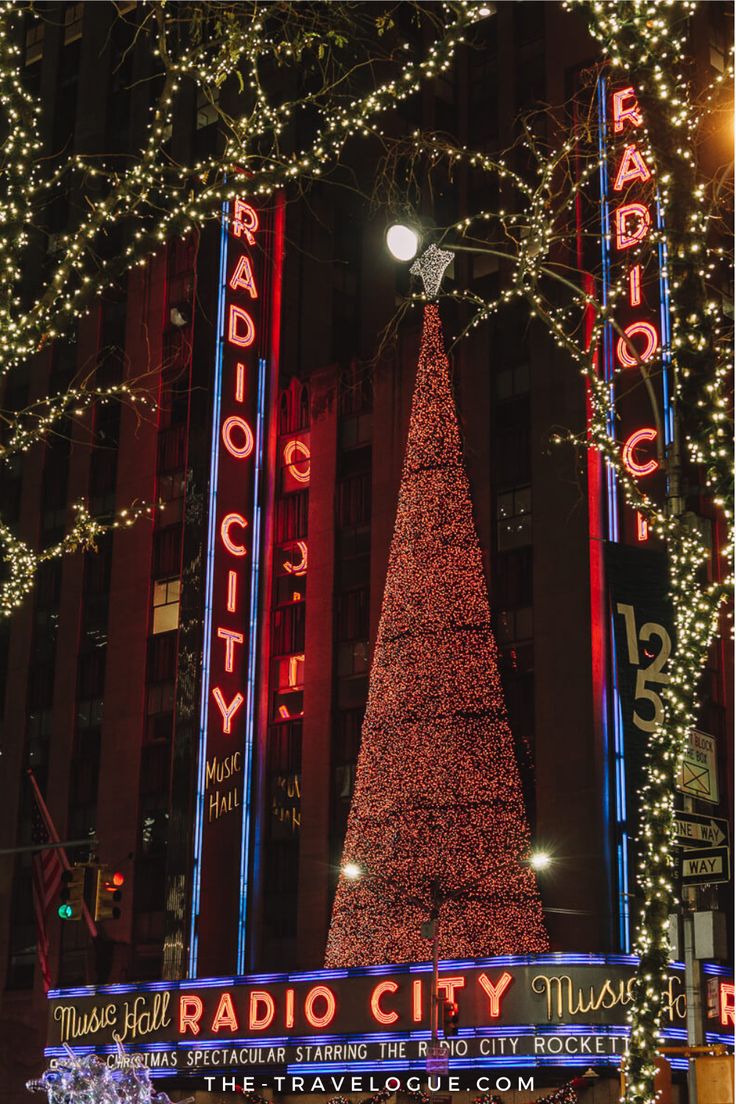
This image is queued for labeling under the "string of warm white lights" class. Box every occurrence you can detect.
[0,1,493,615]
[325,303,548,968]
[372,4,730,1099]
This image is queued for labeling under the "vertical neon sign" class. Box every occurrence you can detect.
[190,197,282,978]
[597,76,673,951]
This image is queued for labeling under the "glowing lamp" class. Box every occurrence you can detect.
[111,871,125,888]
[386,223,420,262]
[57,903,73,920]
[342,861,363,881]
[529,850,552,872]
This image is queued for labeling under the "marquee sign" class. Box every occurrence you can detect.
[45,956,733,1081]
[190,194,284,978]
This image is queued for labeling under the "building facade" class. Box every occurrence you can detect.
[0,3,732,1101]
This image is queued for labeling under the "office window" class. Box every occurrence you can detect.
[497,486,532,550]
[152,578,180,635]
[63,2,84,44]
[496,361,530,400]
[24,22,44,65]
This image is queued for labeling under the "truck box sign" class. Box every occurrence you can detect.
[45,955,733,1079]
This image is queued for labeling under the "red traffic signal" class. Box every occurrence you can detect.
[442,999,459,1037]
[110,871,125,888]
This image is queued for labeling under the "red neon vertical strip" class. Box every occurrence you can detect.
[249,192,286,965]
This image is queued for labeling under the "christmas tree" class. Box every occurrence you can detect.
[325,300,548,968]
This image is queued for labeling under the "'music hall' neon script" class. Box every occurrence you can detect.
[190,196,269,977]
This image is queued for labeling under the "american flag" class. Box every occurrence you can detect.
[30,792,63,993]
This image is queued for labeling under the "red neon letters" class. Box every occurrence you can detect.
[370,980,399,1025]
[616,320,658,369]
[222,415,254,460]
[612,86,643,133]
[622,427,658,478]
[720,982,735,1028]
[477,971,513,1017]
[615,202,651,250]
[304,986,337,1029]
[613,143,652,191]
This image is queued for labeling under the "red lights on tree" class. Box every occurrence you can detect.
[325,303,548,968]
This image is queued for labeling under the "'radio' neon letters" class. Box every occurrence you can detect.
[720,982,735,1028]
[229,253,259,299]
[477,971,513,1018]
[179,995,203,1035]
[615,202,651,249]
[211,992,238,1032]
[616,320,658,368]
[612,87,643,132]
[370,980,399,1025]
[249,991,276,1031]
[228,304,256,348]
[613,144,652,191]
[217,627,245,673]
[222,415,254,460]
[212,687,245,734]
[304,985,337,1028]
[220,512,249,556]
[232,199,259,245]
[629,265,642,307]
[622,427,658,477]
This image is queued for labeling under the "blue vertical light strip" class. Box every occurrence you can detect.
[188,201,230,978]
[597,74,630,951]
[596,75,619,542]
[655,196,675,447]
[236,353,267,974]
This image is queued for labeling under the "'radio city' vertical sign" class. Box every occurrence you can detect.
[190,195,284,978]
[598,78,673,546]
[597,77,674,952]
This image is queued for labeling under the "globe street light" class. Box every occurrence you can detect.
[385,223,421,262]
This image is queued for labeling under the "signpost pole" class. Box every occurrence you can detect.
[682,796,704,1104]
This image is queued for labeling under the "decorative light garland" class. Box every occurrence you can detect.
[0,1,492,615]
[325,302,548,968]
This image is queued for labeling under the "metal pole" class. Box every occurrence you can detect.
[682,796,704,1104]
[431,921,439,1047]
[0,838,98,857]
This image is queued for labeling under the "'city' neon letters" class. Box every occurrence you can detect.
[212,687,245,734]
[622,427,658,478]
[217,627,245,673]
[370,980,399,1025]
[220,512,249,556]
[477,971,514,1018]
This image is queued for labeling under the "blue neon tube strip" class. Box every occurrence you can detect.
[597,73,630,952]
[236,353,268,973]
[188,201,230,978]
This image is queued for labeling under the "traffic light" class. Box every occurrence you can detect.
[442,998,459,1037]
[94,866,124,921]
[57,866,85,921]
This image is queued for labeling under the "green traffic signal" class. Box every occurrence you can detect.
[57,903,73,920]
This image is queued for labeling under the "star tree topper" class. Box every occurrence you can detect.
[410,243,454,299]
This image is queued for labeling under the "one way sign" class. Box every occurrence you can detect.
[675,811,730,849]
[681,846,730,887]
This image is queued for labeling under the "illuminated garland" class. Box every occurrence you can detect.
[325,303,548,967]
[380,3,730,1100]
[0,1,494,616]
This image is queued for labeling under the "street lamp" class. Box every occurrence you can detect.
[385,223,421,262]
[341,861,363,881]
[529,850,553,872]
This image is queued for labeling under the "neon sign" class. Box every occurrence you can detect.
[190,194,284,978]
[45,955,731,1080]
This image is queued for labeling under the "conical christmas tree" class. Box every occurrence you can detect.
[325,302,548,968]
